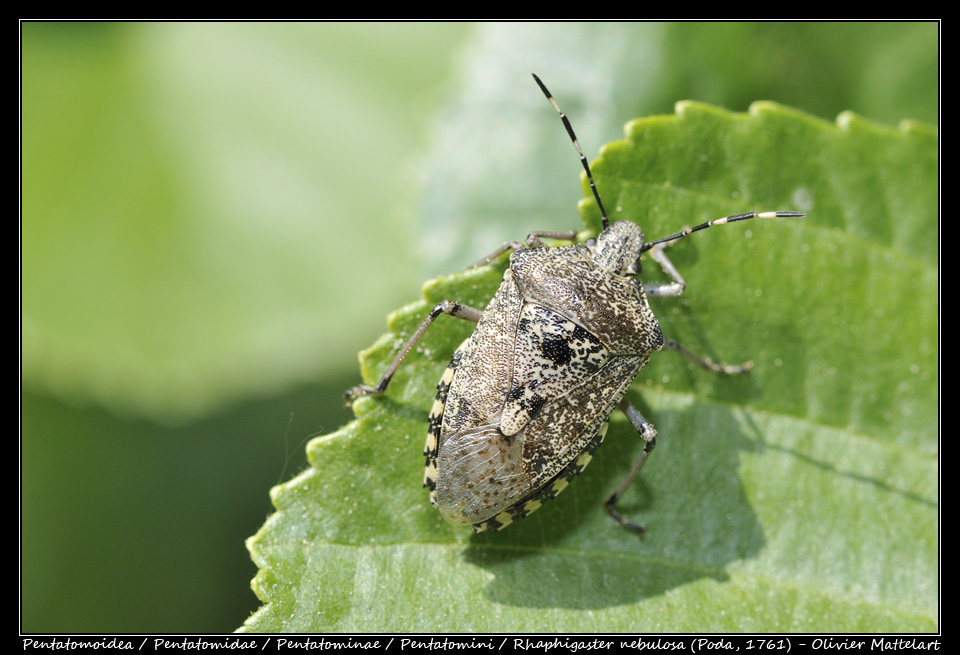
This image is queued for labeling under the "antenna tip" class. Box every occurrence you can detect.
[532,74,552,98]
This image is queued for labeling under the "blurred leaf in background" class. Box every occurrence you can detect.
[21,21,469,632]
[23,22,468,418]
[21,21,937,632]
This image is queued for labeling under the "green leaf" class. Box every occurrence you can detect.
[242,102,937,632]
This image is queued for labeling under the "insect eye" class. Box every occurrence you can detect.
[627,259,642,276]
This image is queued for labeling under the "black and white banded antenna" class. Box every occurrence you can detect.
[532,73,610,232]
[533,73,805,250]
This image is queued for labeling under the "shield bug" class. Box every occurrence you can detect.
[346,74,804,536]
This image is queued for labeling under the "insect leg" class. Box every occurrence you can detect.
[468,230,580,269]
[645,242,753,374]
[662,338,753,375]
[344,300,483,406]
[605,399,657,538]
[642,240,687,298]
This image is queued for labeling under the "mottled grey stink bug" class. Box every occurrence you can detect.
[346,74,804,536]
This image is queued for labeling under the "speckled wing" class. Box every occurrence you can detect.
[520,352,646,491]
[434,424,532,525]
[434,352,646,526]
[439,269,523,435]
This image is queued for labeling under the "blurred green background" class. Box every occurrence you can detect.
[21,22,938,632]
